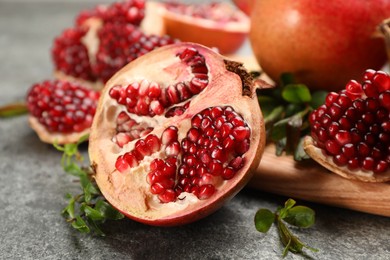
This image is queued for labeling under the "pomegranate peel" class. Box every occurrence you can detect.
[161,2,250,54]
[89,43,266,225]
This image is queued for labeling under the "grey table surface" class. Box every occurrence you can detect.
[1,1,390,259]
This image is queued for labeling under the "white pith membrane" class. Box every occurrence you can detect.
[89,43,265,225]
[304,136,390,183]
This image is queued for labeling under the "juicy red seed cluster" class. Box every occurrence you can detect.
[94,24,177,83]
[114,106,251,203]
[51,27,96,82]
[309,69,390,173]
[76,0,145,27]
[26,80,100,133]
[53,0,175,83]
[175,106,250,198]
[165,2,240,22]
[109,47,209,116]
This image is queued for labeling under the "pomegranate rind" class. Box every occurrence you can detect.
[303,136,390,183]
[89,42,265,226]
[28,116,90,145]
[161,3,250,54]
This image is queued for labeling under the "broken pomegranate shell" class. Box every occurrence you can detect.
[161,2,250,54]
[304,69,390,182]
[89,43,266,226]
[26,80,100,144]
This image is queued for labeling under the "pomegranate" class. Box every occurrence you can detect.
[26,80,100,144]
[89,43,266,225]
[52,0,176,88]
[232,0,254,16]
[161,1,250,54]
[250,0,390,91]
[305,69,390,182]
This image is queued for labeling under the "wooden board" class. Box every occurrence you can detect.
[249,145,390,217]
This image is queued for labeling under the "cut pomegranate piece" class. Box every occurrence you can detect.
[26,80,100,144]
[161,2,250,54]
[305,69,390,182]
[89,43,266,226]
[52,0,176,88]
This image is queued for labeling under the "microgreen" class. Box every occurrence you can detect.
[54,135,124,236]
[255,199,318,257]
[257,73,328,161]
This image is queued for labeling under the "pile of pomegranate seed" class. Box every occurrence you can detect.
[52,0,176,84]
[26,80,100,133]
[309,69,390,173]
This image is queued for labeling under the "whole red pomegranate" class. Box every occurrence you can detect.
[89,43,266,225]
[250,0,390,91]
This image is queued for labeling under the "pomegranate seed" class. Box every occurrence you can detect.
[379,91,390,111]
[198,185,216,200]
[374,161,389,173]
[165,141,180,156]
[363,83,378,98]
[325,140,341,155]
[325,92,339,106]
[158,189,176,203]
[363,69,376,81]
[222,167,235,180]
[115,155,129,173]
[372,71,390,92]
[361,157,375,171]
[161,126,178,145]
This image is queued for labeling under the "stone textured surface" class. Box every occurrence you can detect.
[0,1,390,259]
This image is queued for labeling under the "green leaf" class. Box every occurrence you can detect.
[294,137,310,161]
[280,73,296,86]
[95,200,124,220]
[64,162,84,176]
[83,205,105,221]
[88,219,105,236]
[62,194,76,219]
[310,91,328,109]
[282,84,312,104]
[72,216,90,233]
[254,209,275,233]
[284,206,315,228]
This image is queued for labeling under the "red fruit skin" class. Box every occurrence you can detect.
[232,0,254,16]
[250,0,390,91]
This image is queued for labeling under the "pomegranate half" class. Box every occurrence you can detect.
[161,2,250,54]
[89,43,265,226]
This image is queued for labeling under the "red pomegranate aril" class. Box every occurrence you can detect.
[372,71,390,92]
[363,69,376,81]
[335,130,352,145]
[363,83,378,98]
[361,157,375,171]
[342,143,356,159]
[325,92,339,106]
[325,140,341,155]
[222,167,235,180]
[346,80,364,100]
[375,161,389,173]
[379,91,390,111]
[198,184,216,200]
[347,158,360,170]
[333,154,348,166]
[327,122,340,138]
[158,189,176,203]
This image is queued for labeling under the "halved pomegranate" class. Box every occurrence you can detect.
[26,80,100,144]
[89,43,266,225]
[160,2,250,54]
[305,69,390,182]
